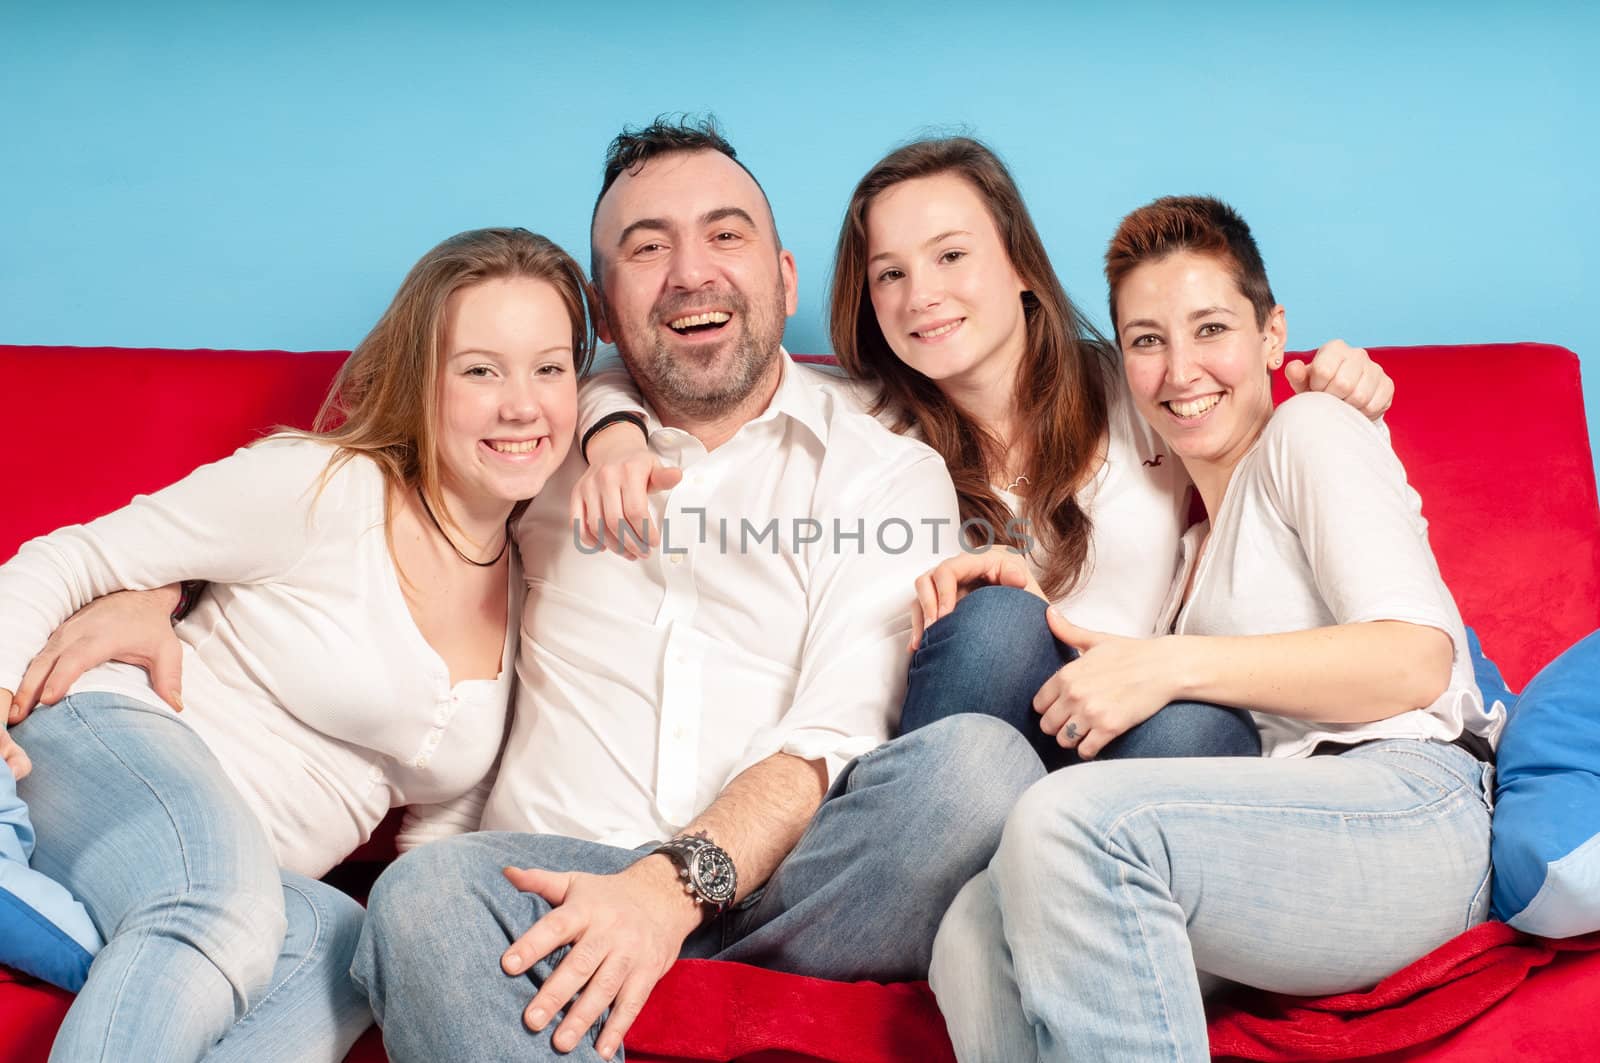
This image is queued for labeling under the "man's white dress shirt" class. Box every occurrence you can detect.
[482,353,960,847]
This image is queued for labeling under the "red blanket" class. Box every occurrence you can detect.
[1208,923,1600,1061]
[8,923,1597,1062]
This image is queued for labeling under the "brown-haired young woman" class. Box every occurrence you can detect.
[0,227,592,1062]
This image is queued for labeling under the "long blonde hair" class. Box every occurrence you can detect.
[299,227,596,541]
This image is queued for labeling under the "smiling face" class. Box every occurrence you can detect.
[590,149,797,424]
[435,275,578,513]
[1116,250,1285,477]
[863,173,1029,402]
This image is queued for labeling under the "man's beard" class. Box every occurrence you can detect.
[612,283,787,422]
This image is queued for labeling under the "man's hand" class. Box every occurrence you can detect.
[569,423,682,560]
[1,692,31,780]
[1033,609,1183,759]
[9,587,185,724]
[910,548,1046,652]
[1283,338,1394,420]
[500,855,702,1059]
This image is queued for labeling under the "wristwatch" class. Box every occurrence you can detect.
[652,831,737,913]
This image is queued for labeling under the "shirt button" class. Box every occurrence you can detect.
[669,554,685,566]
[413,755,430,769]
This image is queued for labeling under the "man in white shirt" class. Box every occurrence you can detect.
[348,119,1045,1061]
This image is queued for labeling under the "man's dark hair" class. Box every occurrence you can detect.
[589,114,778,288]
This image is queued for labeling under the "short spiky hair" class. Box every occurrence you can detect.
[588,114,777,286]
[1103,195,1276,330]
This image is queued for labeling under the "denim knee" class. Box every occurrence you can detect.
[355,836,524,992]
[941,585,1051,631]
[870,716,1046,872]
[901,586,1065,745]
[994,766,1164,905]
[1105,700,1262,760]
[141,874,288,1010]
[358,841,460,971]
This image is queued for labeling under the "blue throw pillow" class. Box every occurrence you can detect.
[2,770,102,991]
[0,884,98,991]
[1466,626,1516,719]
[1490,630,1600,936]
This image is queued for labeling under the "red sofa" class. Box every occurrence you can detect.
[3,341,1600,1062]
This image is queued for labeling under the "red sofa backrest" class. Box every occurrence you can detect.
[4,342,1597,688]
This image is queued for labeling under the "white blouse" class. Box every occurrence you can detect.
[0,438,516,877]
[1000,375,1191,636]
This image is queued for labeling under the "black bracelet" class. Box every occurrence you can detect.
[171,580,206,624]
[580,411,648,463]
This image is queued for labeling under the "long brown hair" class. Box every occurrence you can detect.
[299,227,597,543]
[829,138,1114,599]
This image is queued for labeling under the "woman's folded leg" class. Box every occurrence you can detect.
[15,693,286,1063]
[205,871,371,1063]
[901,585,1260,768]
[936,740,1492,1062]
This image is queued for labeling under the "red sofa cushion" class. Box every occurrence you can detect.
[3,342,1599,1062]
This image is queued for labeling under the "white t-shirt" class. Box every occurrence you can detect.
[484,353,960,847]
[0,438,516,876]
[998,377,1190,636]
[1153,392,1505,758]
[577,354,1189,638]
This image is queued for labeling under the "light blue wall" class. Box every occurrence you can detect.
[4,2,1597,468]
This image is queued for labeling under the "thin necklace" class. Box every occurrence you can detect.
[417,490,510,568]
[998,474,1030,494]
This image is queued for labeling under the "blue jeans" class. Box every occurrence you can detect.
[930,739,1495,1062]
[901,586,1261,768]
[352,714,1044,1062]
[14,693,372,1062]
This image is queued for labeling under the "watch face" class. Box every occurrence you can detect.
[690,847,738,905]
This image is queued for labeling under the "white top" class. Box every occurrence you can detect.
[578,354,1189,638]
[0,438,517,877]
[1153,392,1505,758]
[997,376,1190,636]
[484,353,960,848]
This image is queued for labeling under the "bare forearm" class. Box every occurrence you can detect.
[1171,621,1454,724]
[681,753,827,902]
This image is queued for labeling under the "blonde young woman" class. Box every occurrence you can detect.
[0,228,591,1062]
[928,195,1501,1063]
[574,136,1392,769]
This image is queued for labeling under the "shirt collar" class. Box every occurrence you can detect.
[644,347,830,450]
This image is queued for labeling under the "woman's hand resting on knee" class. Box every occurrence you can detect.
[909,549,1046,653]
[1033,609,1192,759]
[7,587,185,724]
